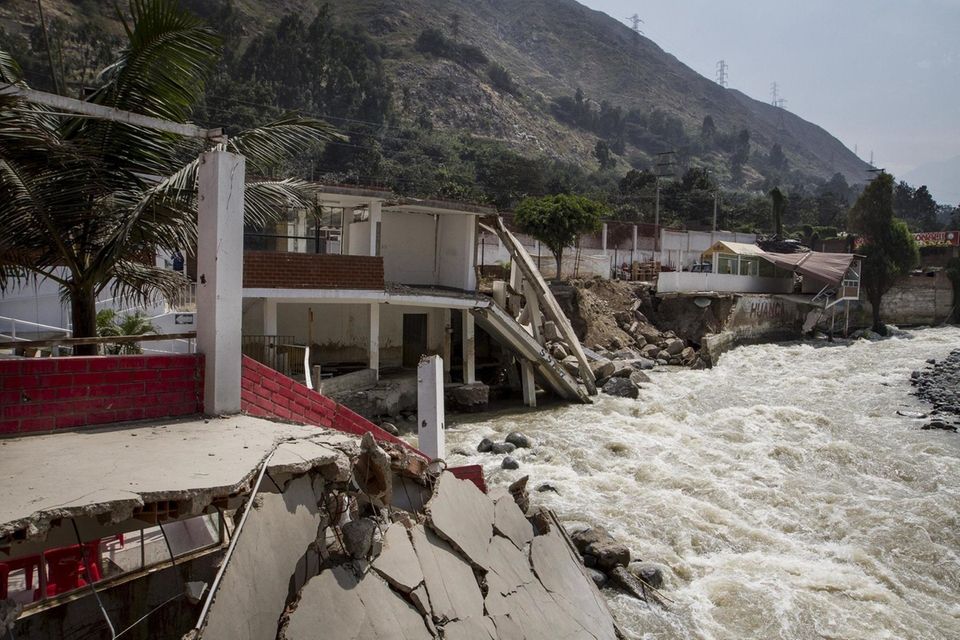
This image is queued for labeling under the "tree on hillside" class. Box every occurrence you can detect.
[594,140,615,171]
[770,187,786,237]
[847,173,919,334]
[0,0,341,354]
[514,194,605,280]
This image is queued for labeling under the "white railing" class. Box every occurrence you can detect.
[0,315,72,341]
[657,272,794,294]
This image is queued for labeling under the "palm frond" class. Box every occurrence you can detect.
[244,179,325,228]
[105,258,190,307]
[224,115,346,175]
[0,46,24,84]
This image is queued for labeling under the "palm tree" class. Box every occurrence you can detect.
[96,308,156,355]
[0,0,343,354]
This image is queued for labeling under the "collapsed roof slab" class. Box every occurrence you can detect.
[0,415,357,543]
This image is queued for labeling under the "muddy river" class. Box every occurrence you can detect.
[446,327,960,639]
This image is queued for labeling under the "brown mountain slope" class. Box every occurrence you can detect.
[1,0,870,185]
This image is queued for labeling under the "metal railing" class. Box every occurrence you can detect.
[167,282,197,311]
[0,316,72,342]
[241,335,311,386]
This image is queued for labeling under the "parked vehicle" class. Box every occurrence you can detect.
[690,262,713,273]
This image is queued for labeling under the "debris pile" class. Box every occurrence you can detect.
[568,525,669,607]
[198,434,619,640]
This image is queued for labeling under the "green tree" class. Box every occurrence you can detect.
[770,187,785,237]
[0,0,341,353]
[594,140,615,171]
[514,194,605,280]
[848,173,919,333]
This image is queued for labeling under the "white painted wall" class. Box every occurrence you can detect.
[380,213,437,285]
[657,271,794,294]
[347,220,373,256]
[437,214,476,291]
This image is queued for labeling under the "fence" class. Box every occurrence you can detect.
[241,334,309,385]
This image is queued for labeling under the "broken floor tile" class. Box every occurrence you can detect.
[283,565,433,640]
[426,471,493,568]
[492,493,535,550]
[440,617,497,640]
[203,474,324,640]
[409,524,484,623]
[372,522,423,593]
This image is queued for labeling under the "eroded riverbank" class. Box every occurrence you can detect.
[445,327,960,639]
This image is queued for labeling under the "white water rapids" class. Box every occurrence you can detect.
[445,327,960,639]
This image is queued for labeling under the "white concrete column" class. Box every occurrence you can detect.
[369,201,382,257]
[442,308,452,382]
[197,150,245,415]
[602,222,608,254]
[492,281,507,310]
[369,303,380,379]
[417,355,445,460]
[462,311,476,384]
[632,224,638,252]
[520,360,537,407]
[263,299,277,336]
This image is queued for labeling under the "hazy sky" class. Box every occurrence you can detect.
[582,0,960,197]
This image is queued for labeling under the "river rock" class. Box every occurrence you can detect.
[562,355,581,376]
[639,327,661,343]
[501,456,520,470]
[505,432,532,448]
[477,438,494,453]
[602,377,640,399]
[451,383,489,412]
[629,371,651,385]
[628,562,665,589]
[611,348,640,361]
[491,442,516,454]
[666,339,685,356]
[571,527,630,571]
[586,568,608,589]
[641,344,660,359]
[536,482,560,494]
[680,346,696,363]
[591,359,616,379]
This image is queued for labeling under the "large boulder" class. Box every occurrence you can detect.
[628,561,665,589]
[602,378,640,399]
[505,432,532,448]
[629,371,651,385]
[591,359,616,380]
[611,348,640,361]
[571,527,630,571]
[666,339,685,356]
[450,383,489,412]
[490,442,516,454]
[543,320,562,342]
[640,344,660,359]
[562,355,581,377]
[680,346,696,363]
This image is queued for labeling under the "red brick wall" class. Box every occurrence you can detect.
[240,356,424,456]
[0,355,204,436]
[243,252,384,290]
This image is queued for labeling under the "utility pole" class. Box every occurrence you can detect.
[770,81,779,106]
[653,150,676,256]
[713,192,719,232]
[716,60,728,87]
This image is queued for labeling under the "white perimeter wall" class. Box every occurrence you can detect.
[657,272,794,294]
[660,230,758,270]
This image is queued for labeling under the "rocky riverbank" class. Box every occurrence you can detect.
[911,349,960,432]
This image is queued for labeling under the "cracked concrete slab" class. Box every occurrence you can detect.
[492,494,535,550]
[530,527,617,640]
[372,522,423,593]
[0,415,352,540]
[486,536,534,594]
[440,617,497,640]
[203,474,325,640]
[269,437,353,481]
[283,565,433,640]
[425,471,493,568]
[409,524,484,623]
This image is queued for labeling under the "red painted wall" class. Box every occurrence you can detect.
[240,356,423,454]
[0,355,204,436]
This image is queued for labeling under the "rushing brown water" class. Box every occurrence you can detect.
[446,327,960,640]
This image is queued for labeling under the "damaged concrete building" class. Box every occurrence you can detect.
[0,410,619,639]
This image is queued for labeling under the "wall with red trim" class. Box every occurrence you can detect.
[0,355,204,436]
[240,355,422,454]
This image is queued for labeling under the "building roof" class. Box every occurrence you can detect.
[764,251,858,287]
[702,240,768,257]
[0,416,356,542]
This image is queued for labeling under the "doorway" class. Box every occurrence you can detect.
[402,313,428,368]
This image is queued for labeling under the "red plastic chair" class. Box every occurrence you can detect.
[43,545,99,596]
[3,555,40,593]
